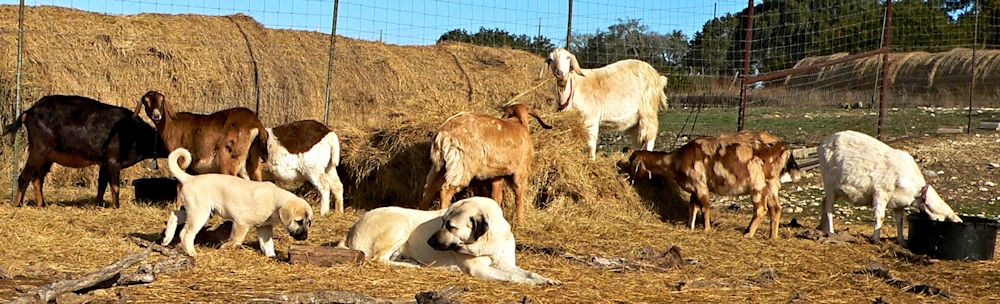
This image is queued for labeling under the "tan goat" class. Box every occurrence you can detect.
[545,48,669,159]
[627,131,800,239]
[418,103,552,228]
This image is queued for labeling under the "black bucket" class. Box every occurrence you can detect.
[132,177,178,203]
[907,213,999,261]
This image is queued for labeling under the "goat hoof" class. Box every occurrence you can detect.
[867,235,882,244]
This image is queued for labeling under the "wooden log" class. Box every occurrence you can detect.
[792,147,817,160]
[252,290,398,304]
[798,159,820,172]
[249,285,467,304]
[8,250,150,304]
[979,121,1000,131]
[288,245,365,267]
[131,236,182,257]
[935,127,964,134]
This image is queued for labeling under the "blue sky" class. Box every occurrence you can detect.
[4,0,749,45]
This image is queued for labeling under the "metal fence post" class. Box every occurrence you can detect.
[565,0,573,49]
[10,0,25,204]
[877,0,893,140]
[737,0,754,131]
[968,0,979,134]
[323,0,340,126]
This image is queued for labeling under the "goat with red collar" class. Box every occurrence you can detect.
[542,48,669,160]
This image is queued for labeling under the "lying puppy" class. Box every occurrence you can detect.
[343,196,558,285]
[162,148,313,257]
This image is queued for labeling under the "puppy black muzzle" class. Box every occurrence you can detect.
[427,230,461,252]
[289,228,309,241]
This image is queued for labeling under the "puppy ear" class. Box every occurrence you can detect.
[470,215,489,242]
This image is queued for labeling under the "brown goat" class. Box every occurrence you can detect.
[417,103,552,229]
[134,91,268,182]
[627,131,799,239]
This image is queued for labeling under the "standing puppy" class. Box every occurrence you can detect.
[162,148,313,257]
[345,197,558,285]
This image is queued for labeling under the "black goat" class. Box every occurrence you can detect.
[4,95,167,208]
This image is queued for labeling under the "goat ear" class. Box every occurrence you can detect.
[470,215,489,242]
[133,96,146,119]
[569,53,585,76]
[529,110,553,129]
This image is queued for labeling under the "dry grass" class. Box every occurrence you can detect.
[0,6,998,304]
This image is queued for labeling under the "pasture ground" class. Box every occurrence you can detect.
[0,106,998,303]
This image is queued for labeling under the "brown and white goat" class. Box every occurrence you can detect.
[134,91,267,181]
[265,120,345,215]
[627,131,800,239]
[417,103,552,228]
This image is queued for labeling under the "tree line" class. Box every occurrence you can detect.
[438,0,996,89]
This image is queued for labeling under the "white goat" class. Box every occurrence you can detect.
[264,120,345,215]
[544,48,669,159]
[817,130,961,244]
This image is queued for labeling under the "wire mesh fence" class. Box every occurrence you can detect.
[1,0,999,155]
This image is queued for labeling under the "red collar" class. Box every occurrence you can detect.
[558,78,574,111]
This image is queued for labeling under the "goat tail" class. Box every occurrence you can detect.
[3,112,26,136]
[437,135,468,185]
[657,75,670,111]
[326,132,341,173]
[168,148,194,184]
[254,126,269,162]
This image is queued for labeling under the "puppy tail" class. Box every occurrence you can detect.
[168,148,194,184]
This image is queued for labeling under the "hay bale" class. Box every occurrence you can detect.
[787,48,1000,95]
[0,6,665,216]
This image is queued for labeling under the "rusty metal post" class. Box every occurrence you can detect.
[968,0,979,134]
[323,0,340,126]
[737,0,755,131]
[565,0,573,49]
[877,0,893,139]
[10,0,25,204]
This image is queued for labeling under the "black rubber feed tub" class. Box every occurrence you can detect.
[132,177,178,203]
[907,213,999,261]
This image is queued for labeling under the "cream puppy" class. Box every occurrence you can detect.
[162,148,313,257]
[344,197,558,285]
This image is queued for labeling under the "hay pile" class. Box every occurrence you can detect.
[0,5,644,213]
[784,48,1000,93]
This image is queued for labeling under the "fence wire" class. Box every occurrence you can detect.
[1,0,998,152]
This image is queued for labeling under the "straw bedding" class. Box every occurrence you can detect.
[0,6,998,303]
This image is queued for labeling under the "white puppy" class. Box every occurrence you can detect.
[162,148,313,257]
[344,197,558,285]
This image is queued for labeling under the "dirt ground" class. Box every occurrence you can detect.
[0,133,998,303]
